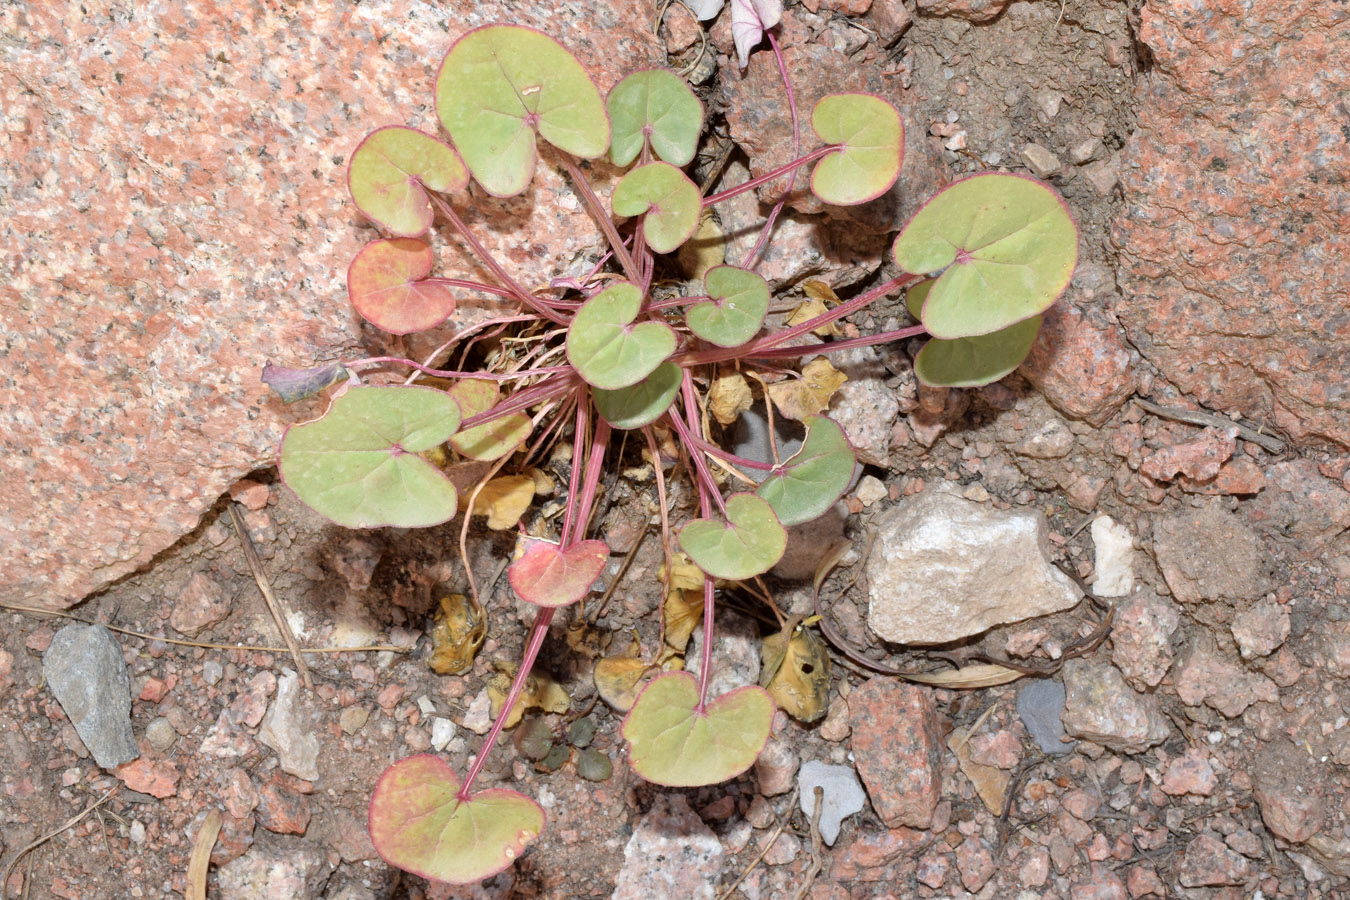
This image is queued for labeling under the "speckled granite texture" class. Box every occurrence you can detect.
[0,3,659,607]
[1112,0,1350,448]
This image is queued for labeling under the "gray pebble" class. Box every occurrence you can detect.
[43,624,139,769]
[1017,678,1075,756]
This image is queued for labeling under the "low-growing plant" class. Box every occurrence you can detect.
[264,14,1077,886]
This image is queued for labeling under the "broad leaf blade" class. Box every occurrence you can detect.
[915,315,1043,388]
[678,493,787,580]
[347,238,458,334]
[612,163,701,254]
[509,538,610,608]
[756,415,855,526]
[566,282,677,390]
[278,385,460,528]
[348,126,467,236]
[622,672,774,786]
[447,380,532,460]
[687,265,770,348]
[368,755,544,885]
[892,173,1078,339]
[593,361,682,429]
[436,25,609,197]
[810,94,904,206]
[608,69,704,167]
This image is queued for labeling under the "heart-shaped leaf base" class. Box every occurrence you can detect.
[369,755,544,885]
[348,126,467,236]
[509,538,610,608]
[810,93,903,206]
[567,282,677,390]
[756,415,856,526]
[622,672,774,787]
[678,493,786,581]
[348,238,458,334]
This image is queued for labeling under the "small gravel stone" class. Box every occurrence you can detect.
[216,837,330,900]
[854,475,887,507]
[169,572,233,637]
[755,738,798,797]
[955,837,995,891]
[1022,143,1061,178]
[1126,864,1166,897]
[1252,738,1325,842]
[461,688,493,735]
[849,678,941,828]
[145,717,177,752]
[1231,597,1290,659]
[202,659,224,686]
[818,698,851,742]
[258,670,320,781]
[1017,678,1074,755]
[1110,589,1180,690]
[429,717,456,751]
[1090,516,1135,597]
[798,760,867,846]
[43,624,139,769]
[1061,659,1169,753]
[1161,748,1218,796]
[1178,833,1251,886]
[339,706,369,735]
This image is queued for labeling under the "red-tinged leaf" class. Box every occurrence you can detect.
[347,238,458,334]
[368,755,543,885]
[509,538,610,608]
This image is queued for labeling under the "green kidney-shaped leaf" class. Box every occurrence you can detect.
[368,754,544,885]
[756,415,855,526]
[810,94,904,207]
[279,385,461,528]
[612,163,701,254]
[622,671,774,787]
[678,492,787,581]
[891,173,1078,339]
[436,25,609,197]
[607,69,704,167]
[509,538,610,608]
[687,265,770,348]
[347,238,457,335]
[566,282,677,390]
[915,316,1043,388]
[446,379,532,461]
[593,361,682,429]
[348,126,468,236]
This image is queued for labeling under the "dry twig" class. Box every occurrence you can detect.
[2,786,119,897]
[229,502,311,689]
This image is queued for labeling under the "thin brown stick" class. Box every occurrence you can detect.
[791,785,826,900]
[2,786,119,897]
[587,522,649,625]
[185,808,222,900]
[0,602,408,655]
[1133,397,1286,453]
[229,503,311,690]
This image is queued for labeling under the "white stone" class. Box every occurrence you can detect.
[257,670,320,781]
[1022,143,1062,179]
[460,688,493,735]
[1091,515,1136,597]
[855,475,887,507]
[865,486,1081,644]
[798,760,867,846]
[611,794,724,900]
[430,717,456,752]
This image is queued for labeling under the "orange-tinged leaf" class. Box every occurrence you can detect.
[464,475,535,530]
[766,357,848,421]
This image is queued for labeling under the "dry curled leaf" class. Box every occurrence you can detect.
[428,594,486,676]
[187,808,222,900]
[660,552,707,594]
[904,663,1024,689]
[488,662,571,728]
[949,725,1010,815]
[787,291,841,338]
[760,616,831,722]
[464,474,536,530]
[767,357,847,421]
[662,588,705,657]
[593,633,652,712]
[709,371,754,427]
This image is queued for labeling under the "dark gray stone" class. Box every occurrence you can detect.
[43,624,138,769]
[1017,678,1075,756]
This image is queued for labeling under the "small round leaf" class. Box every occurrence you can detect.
[348,126,468,236]
[279,386,461,528]
[810,94,904,206]
[891,173,1078,339]
[612,163,702,254]
[447,379,532,461]
[436,25,609,197]
[508,538,610,608]
[915,315,1043,388]
[678,492,787,581]
[621,672,774,787]
[593,361,682,430]
[347,238,458,334]
[687,265,770,348]
[607,69,704,167]
[756,416,855,526]
[368,755,544,885]
[566,282,677,390]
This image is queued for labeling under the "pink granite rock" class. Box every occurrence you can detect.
[1019,302,1134,427]
[1112,0,1350,449]
[1,4,660,608]
[916,0,1014,23]
[849,678,942,828]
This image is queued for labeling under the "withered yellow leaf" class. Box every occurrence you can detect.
[660,552,707,594]
[427,594,486,676]
[767,357,848,421]
[593,633,652,712]
[464,474,536,530]
[949,726,1010,815]
[787,293,841,338]
[662,588,705,656]
[760,617,831,722]
[709,372,754,427]
[487,662,571,728]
